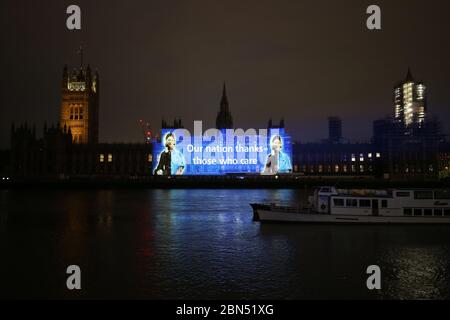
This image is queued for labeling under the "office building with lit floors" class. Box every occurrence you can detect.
[394,68,426,128]
[372,68,443,180]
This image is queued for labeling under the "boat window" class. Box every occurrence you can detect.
[434,209,443,216]
[381,200,388,208]
[434,190,450,199]
[333,198,344,207]
[359,199,371,208]
[413,208,422,216]
[404,208,412,216]
[396,191,410,197]
[414,191,433,199]
[346,199,357,207]
[445,209,450,216]
[424,209,432,216]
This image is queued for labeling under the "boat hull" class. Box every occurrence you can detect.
[255,209,450,224]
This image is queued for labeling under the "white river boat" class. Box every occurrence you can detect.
[250,187,450,224]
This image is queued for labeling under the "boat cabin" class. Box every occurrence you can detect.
[311,186,450,216]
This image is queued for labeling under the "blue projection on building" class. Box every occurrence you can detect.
[152,121,292,175]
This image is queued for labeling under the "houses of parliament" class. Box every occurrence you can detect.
[60,64,99,145]
[3,64,450,181]
[5,63,237,178]
[8,63,153,178]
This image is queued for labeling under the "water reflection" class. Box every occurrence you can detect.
[1,188,450,299]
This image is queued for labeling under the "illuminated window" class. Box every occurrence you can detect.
[368,153,372,158]
[147,154,153,162]
[376,153,381,158]
[334,165,339,173]
[359,153,364,162]
[351,154,356,162]
[99,154,104,162]
[108,154,113,162]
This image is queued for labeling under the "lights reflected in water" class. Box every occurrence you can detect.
[1,189,450,299]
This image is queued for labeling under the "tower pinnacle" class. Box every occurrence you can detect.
[216,82,233,129]
[405,67,414,82]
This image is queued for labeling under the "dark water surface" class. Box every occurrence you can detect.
[1,188,450,299]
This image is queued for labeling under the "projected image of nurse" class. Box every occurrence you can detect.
[154,132,186,175]
[263,135,292,174]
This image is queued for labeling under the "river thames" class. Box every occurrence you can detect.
[1,188,450,299]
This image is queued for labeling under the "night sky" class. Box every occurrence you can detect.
[1,0,450,148]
